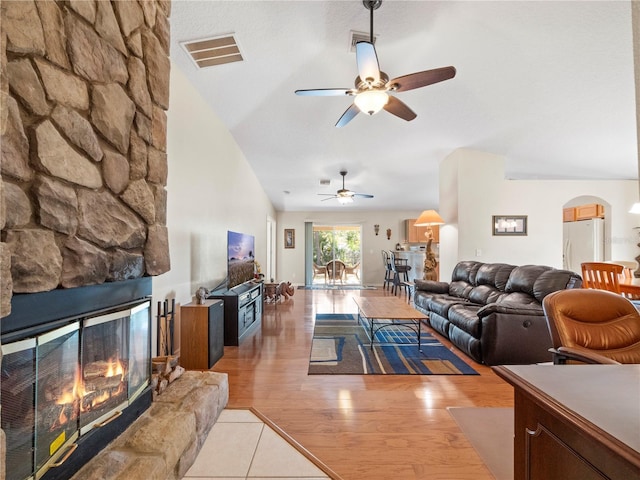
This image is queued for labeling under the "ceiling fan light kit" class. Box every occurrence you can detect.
[354,90,389,115]
[294,0,456,127]
[337,196,354,205]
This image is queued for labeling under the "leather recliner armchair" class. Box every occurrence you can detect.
[543,288,640,364]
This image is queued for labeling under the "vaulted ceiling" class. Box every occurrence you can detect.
[170,1,637,212]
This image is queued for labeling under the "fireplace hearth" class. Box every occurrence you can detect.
[1,278,152,480]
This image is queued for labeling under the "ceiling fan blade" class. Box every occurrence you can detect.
[320,196,338,202]
[388,66,456,93]
[353,193,374,199]
[383,96,417,121]
[295,88,351,96]
[335,103,360,128]
[356,41,380,83]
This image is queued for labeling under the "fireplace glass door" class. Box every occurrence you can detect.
[79,310,129,434]
[128,300,151,400]
[2,338,36,480]
[35,323,81,476]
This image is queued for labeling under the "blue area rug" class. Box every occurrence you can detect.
[309,313,479,375]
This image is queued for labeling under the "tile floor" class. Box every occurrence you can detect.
[181,409,330,480]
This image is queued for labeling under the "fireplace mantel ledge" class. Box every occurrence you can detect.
[69,371,229,480]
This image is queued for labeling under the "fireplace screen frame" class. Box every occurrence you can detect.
[1,297,152,480]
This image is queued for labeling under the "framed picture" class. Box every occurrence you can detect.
[492,215,527,236]
[284,228,295,248]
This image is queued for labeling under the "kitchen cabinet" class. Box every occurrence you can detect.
[563,207,576,222]
[575,203,604,221]
[406,219,439,243]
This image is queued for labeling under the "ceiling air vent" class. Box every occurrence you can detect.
[181,34,243,69]
[319,179,331,186]
[349,31,377,53]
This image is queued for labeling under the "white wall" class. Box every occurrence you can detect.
[277,210,429,286]
[153,65,276,316]
[439,148,639,278]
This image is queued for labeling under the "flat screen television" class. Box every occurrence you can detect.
[227,230,255,289]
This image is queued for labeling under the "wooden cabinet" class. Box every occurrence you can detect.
[406,219,439,243]
[179,299,224,370]
[575,203,604,220]
[563,207,576,222]
[564,204,604,222]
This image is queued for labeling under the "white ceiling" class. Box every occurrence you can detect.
[170,0,637,212]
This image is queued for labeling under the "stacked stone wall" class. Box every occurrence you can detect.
[0,0,172,318]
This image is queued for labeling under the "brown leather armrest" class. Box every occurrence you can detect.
[551,346,621,365]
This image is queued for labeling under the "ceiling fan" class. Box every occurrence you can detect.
[319,171,374,204]
[295,0,456,127]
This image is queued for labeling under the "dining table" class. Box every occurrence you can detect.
[618,276,640,299]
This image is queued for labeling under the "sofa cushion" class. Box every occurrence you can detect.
[443,261,483,299]
[497,291,539,305]
[414,279,449,294]
[428,312,451,339]
[476,263,516,290]
[448,327,482,363]
[468,285,506,305]
[428,295,469,317]
[448,304,482,337]
[532,269,582,302]
[505,265,552,296]
[451,261,483,283]
[449,281,475,299]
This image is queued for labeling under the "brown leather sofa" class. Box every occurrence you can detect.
[413,261,582,365]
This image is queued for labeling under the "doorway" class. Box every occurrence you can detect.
[311,225,362,285]
[562,197,610,273]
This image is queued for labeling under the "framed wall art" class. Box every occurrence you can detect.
[284,228,295,248]
[492,215,527,236]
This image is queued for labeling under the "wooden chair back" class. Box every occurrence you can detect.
[581,262,622,294]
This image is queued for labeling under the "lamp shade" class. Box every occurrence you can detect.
[414,210,445,226]
[630,202,640,214]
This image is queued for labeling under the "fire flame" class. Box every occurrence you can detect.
[56,365,86,405]
[106,357,125,377]
[51,356,127,430]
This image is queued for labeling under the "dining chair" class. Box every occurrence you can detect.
[543,288,640,364]
[381,251,393,290]
[580,262,623,294]
[388,251,412,296]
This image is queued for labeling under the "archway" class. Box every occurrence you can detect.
[562,195,611,272]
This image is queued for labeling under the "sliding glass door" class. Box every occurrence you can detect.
[311,225,362,285]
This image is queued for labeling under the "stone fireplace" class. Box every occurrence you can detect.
[1,1,172,479]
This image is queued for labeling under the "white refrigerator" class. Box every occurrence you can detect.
[562,218,605,273]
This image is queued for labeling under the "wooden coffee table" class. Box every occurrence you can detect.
[353,297,429,350]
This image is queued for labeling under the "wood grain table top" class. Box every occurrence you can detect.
[353,296,428,320]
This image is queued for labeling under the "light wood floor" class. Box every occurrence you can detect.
[212,287,514,479]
